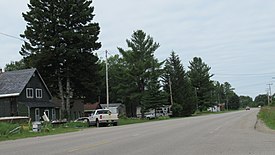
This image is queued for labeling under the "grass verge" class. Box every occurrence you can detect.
[0,122,87,142]
[258,106,275,130]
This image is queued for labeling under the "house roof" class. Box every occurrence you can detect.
[101,103,124,109]
[0,68,52,98]
[84,102,102,110]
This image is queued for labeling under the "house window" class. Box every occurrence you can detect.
[35,108,40,121]
[52,109,56,120]
[36,89,42,98]
[26,88,33,98]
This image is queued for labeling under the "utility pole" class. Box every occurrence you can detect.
[106,50,109,109]
[169,76,173,106]
[194,87,198,111]
[267,89,270,105]
[267,83,273,105]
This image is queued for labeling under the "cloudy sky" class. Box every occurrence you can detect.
[0,0,275,99]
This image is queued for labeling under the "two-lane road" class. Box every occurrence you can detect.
[1,108,275,155]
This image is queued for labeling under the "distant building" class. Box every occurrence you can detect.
[101,103,126,116]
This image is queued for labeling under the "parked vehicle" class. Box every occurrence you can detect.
[145,113,156,119]
[245,106,250,110]
[84,109,118,127]
[145,113,163,119]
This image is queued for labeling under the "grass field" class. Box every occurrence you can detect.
[258,106,275,130]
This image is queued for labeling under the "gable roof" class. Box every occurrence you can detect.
[84,102,102,110]
[101,103,124,109]
[0,68,52,98]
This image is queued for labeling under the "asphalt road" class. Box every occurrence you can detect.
[1,108,275,155]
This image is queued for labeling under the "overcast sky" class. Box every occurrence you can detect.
[0,0,275,99]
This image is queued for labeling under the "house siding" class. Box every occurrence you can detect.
[17,102,29,117]
[18,73,51,102]
[0,98,11,117]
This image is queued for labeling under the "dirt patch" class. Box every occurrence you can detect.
[255,118,275,134]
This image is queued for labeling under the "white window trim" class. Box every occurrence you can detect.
[36,89,42,98]
[26,88,33,98]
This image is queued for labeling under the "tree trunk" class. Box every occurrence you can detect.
[66,75,71,120]
[58,73,65,119]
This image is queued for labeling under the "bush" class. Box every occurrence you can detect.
[171,103,183,117]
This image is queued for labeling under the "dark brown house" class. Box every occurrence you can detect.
[0,68,60,121]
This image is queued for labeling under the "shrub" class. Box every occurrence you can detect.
[171,103,183,117]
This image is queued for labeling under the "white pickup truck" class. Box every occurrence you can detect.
[83,109,118,127]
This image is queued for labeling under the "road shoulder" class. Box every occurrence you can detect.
[255,118,275,134]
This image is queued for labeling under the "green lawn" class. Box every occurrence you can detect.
[258,106,275,130]
[0,122,87,141]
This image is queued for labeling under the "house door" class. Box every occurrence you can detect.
[52,109,56,120]
[35,108,40,121]
[44,109,49,117]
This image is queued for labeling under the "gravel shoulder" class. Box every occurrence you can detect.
[255,118,275,134]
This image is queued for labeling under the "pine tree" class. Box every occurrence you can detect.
[20,0,101,119]
[118,30,161,117]
[163,51,196,116]
[188,57,213,111]
[141,60,167,116]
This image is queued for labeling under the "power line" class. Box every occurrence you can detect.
[214,72,275,77]
[0,32,26,42]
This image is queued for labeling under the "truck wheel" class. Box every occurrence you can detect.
[96,120,100,127]
[87,120,91,127]
[113,122,118,126]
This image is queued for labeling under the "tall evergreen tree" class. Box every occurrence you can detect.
[163,51,196,116]
[141,60,167,116]
[188,57,213,111]
[20,0,101,119]
[118,30,161,117]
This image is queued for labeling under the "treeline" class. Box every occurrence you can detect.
[3,0,267,118]
[96,30,242,117]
